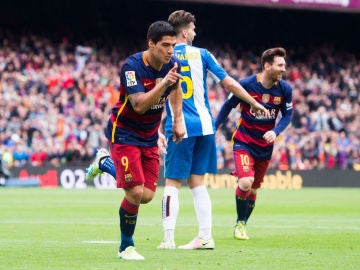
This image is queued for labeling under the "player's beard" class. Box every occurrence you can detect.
[271,72,282,84]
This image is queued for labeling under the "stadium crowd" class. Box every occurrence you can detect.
[0,34,359,172]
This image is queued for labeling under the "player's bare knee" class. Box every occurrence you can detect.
[187,174,204,189]
[166,178,182,188]
[238,177,254,191]
[140,187,155,204]
[125,186,144,204]
[140,194,154,204]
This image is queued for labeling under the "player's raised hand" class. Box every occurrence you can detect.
[162,62,183,87]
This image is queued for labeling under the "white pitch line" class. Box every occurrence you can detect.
[82,240,118,244]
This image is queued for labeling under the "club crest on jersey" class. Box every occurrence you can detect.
[124,173,133,183]
[125,71,137,86]
[273,96,282,105]
[262,94,270,103]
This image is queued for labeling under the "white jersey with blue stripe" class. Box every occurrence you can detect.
[165,43,228,138]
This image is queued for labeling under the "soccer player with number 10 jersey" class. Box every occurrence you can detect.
[215,47,293,240]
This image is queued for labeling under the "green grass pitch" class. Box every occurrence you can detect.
[1,187,359,270]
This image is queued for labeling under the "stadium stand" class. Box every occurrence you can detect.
[0,1,359,172]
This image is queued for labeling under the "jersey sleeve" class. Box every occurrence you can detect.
[203,49,227,83]
[215,93,240,130]
[120,62,145,95]
[273,82,293,135]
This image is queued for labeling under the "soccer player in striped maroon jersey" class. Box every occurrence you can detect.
[215,47,293,240]
[106,21,184,260]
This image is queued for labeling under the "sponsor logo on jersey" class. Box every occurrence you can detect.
[125,71,137,86]
[144,81,153,87]
[250,108,277,119]
[150,97,167,110]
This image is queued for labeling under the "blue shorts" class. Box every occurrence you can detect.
[164,134,217,180]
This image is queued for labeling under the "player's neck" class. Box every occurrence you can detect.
[176,36,187,44]
[144,50,162,71]
[259,72,276,89]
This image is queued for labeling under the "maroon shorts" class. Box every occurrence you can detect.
[109,143,159,192]
[233,149,270,189]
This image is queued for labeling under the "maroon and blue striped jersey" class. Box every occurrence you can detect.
[215,74,293,160]
[106,51,181,146]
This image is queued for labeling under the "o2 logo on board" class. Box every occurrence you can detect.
[60,169,116,189]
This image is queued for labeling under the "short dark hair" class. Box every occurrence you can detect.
[261,47,286,69]
[147,20,177,44]
[168,10,196,34]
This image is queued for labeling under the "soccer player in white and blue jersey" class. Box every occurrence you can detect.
[158,10,269,250]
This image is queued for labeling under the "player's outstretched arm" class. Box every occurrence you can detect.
[215,96,236,130]
[221,76,270,118]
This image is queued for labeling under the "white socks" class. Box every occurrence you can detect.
[161,186,179,242]
[161,185,212,242]
[191,185,212,241]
